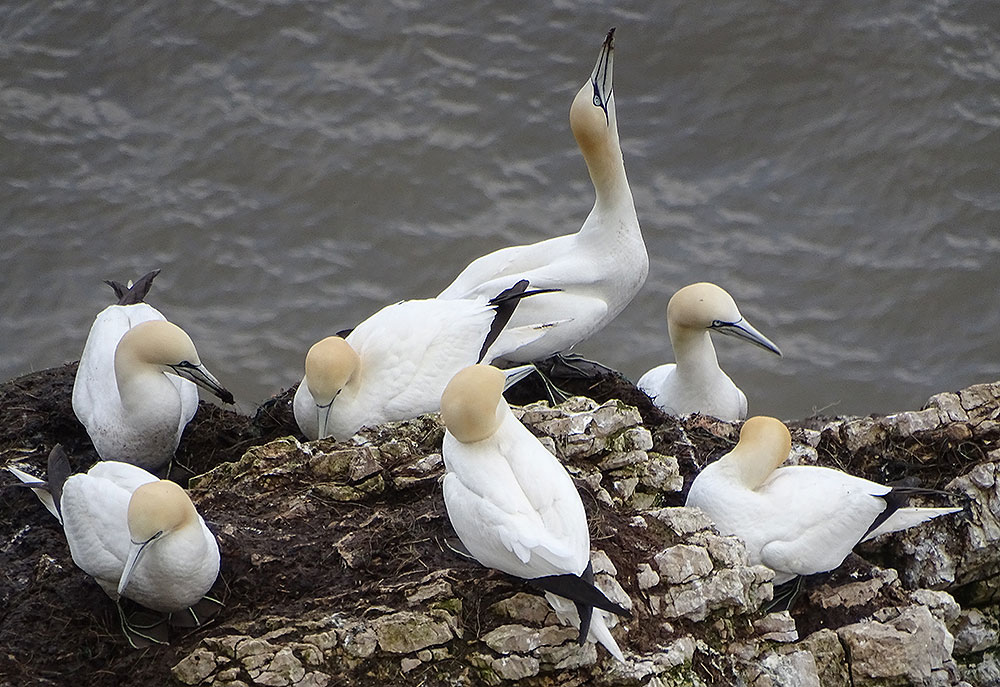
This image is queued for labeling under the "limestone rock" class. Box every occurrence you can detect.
[654,544,713,584]
[837,605,957,686]
[952,608,999,655]
[372,611,454,654]
[797,629,851,687]
[5,364,1000,687]
[172,647,218,685]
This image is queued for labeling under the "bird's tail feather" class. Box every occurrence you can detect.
[589,611,625,663]
[543,592,625,663]
[862,506,962,542]
[105,269,160,305]
[7,466,61,522]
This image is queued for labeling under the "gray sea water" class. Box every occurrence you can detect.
[2,1,998,421]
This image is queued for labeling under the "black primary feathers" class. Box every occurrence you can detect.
[46,444,72,517]
[529,561,630,645]
[105,269,161,306]
[479,279,561,363]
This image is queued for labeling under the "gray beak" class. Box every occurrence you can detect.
[711,318,782,356]
[118,532,161,596]
[169,362,235,404]
[590,28,615,123]
[316,400,333,440]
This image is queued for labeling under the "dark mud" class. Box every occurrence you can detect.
[0,363,984,686]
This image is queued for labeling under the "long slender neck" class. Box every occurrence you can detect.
[570,85,637,243]
[583,108,633,210]
[587,125,630,205]
[114,353,176,414]
[669,327,722,380]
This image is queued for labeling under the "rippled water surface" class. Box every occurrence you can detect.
[2,1,998,420]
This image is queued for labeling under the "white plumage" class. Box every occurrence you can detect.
[293,286,545,441]
[72,272,233,470]
[8,451,219,614]
[638,282,780,422]
[686,416,961,584]
[438,28,646,363]
[440,365,627,662]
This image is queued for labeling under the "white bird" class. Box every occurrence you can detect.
[8,445,220,645]
[637,282,781,422]
[72,271,234,470]
[294,280,549,441]
[438,28,646,363]
[440,364,629,662]
[685,416,962,586]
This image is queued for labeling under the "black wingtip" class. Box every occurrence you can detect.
[528,571,630,618]
[862,485,963,541]
[46,444,72,516]
[106,269,161,305]
[478,280,562,363]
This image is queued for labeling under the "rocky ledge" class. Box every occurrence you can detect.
[1,365,998,687]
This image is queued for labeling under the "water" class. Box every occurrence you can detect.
[2,0,998,421]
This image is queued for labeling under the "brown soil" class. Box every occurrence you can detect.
[0,363,984,686]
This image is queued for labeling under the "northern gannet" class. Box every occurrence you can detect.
[438,28,647,363]
[637,282,781,422]
[293,280,550,441]
[72,271,234,470]
[685,416,962,586]
[8,445,220,645]
[440,364,630,662]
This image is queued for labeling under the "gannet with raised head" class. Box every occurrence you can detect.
[440,365,630,662]
[637,282,781,422]
[686,416,962,585]
[72,271,234,470]
[8,446,220,644]
[293,280,551,441]
[438,28,646,362]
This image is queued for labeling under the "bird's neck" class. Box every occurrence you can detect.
[114,357,178,415]
[670,328,722,381]
[722,450,778,492]
[140,523,210,577]
[581,130,633,217]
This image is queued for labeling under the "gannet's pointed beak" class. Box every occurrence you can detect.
[502,364,536,391]
[590,28,615,123]
[315,400,333,440]
[118,532,161,596]
[711,318,782,356]
[169,362,235,404]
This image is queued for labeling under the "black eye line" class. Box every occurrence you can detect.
[316,389,342,410]
[132,530,164,546]
[711,318,744,329]
[591,46,612,124]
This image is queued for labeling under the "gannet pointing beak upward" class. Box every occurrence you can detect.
[685,416,962,586]
[638,282,780,422]
[438,28,647,364]
[440,365,630,662]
